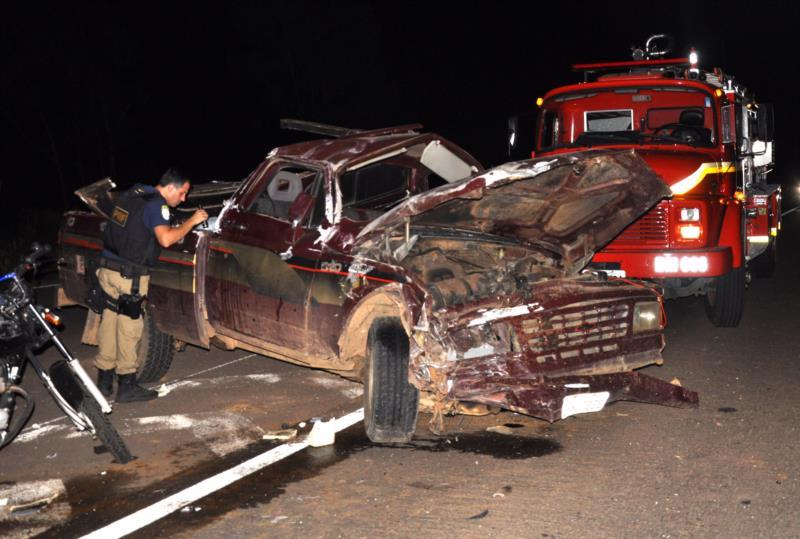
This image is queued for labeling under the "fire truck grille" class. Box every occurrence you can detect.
[605,202,669,248]
[522,303,630,361]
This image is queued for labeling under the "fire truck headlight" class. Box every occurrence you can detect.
[633,302,662,333]
[679,207,701,221]
[678,224,702,240]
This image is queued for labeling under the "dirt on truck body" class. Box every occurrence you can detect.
[59,122,698,443]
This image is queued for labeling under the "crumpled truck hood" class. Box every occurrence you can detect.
[356,150,670,274]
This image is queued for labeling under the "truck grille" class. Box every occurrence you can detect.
[605,202,669,248]
[522,303,630,362]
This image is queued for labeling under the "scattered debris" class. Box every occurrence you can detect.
[486,425,516,436]
[180,505,203,513]
[468,509,489,520]
[262,429,298,441]
[270,515,289,524]
[0,479,65,515]
[307,419,336,447]
[492,492,505,498]
[670,378,682,387]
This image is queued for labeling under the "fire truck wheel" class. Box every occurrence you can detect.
[752,239,776,278]
[136,313,175,383]
[363,317,419,443]
[704,265,745,327]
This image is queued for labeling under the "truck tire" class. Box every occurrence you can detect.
[704,265,745,327]
[136,313,175,383]
[752,238,776,278]
[364,318,419,443]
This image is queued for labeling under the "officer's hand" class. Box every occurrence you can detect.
[189,208,209,226]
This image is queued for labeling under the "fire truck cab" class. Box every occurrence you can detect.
[516,35,779,327]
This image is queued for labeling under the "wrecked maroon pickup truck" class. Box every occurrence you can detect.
[59,122,698,443]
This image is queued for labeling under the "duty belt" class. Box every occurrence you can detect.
[99,257,150,278]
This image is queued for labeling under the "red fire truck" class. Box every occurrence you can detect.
[512,35,780,327]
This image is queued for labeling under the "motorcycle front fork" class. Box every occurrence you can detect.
[26,303,112,414]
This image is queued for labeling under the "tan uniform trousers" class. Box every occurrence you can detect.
[94,267,150,375]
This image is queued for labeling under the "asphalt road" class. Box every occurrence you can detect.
[2,215,799,538]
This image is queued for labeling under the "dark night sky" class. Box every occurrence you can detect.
[2,1,799,228]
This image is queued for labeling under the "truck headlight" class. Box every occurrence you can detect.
[678,224,702,240]
[679,207,701,221]
[633,301,661,333]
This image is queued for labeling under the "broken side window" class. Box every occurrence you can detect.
[340,162,409,211]
[248,165,320,223]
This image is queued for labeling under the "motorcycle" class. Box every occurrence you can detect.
[0,243,132,463]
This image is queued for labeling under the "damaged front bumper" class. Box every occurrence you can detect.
[451,371,699,422]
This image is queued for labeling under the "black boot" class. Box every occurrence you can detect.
[116,373,158,403]
[97,369,114,398]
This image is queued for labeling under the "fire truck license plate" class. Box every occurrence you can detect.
[561,392,610,419]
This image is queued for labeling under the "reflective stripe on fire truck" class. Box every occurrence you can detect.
[670,161,735,195]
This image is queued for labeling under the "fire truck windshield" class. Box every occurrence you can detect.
[538,86,717,151]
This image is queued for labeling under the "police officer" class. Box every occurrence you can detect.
[95,169,208,402]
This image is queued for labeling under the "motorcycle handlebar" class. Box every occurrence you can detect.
[24,243,51,265]
[6,243,53,282]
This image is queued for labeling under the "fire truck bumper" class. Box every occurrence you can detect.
[592,247,733,278]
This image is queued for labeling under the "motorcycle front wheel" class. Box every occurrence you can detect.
[79,393,134,464]
[47,359,134,464]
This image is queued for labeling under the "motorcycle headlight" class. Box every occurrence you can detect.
[633,301,661,333]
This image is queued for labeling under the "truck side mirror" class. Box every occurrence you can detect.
[288,191,314,226]
[757,103,774,142]
[507,116,519,156]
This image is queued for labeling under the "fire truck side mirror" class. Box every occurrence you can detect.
[720,105,735,144]
[756,103,775,142]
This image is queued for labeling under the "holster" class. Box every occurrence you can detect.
[89,258,146,319]
[116,292,144,319]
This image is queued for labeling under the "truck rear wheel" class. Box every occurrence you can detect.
[704,265,745,327]
[136,313,175,383]
[364,318,419,443]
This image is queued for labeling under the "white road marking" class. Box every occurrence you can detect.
[307,374,363,399]
[80,408,365,539]
[19,353,259,436]
[161,353,258,385]
[157,372,281,397]
[16,424,70,443]
[191,414,265,457]
[59,412,265,457]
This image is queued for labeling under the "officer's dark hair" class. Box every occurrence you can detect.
[158,168,189,188]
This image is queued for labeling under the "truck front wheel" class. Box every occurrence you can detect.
[364,318,419,443]
[704,265,745,327]
[136,313,175,383]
